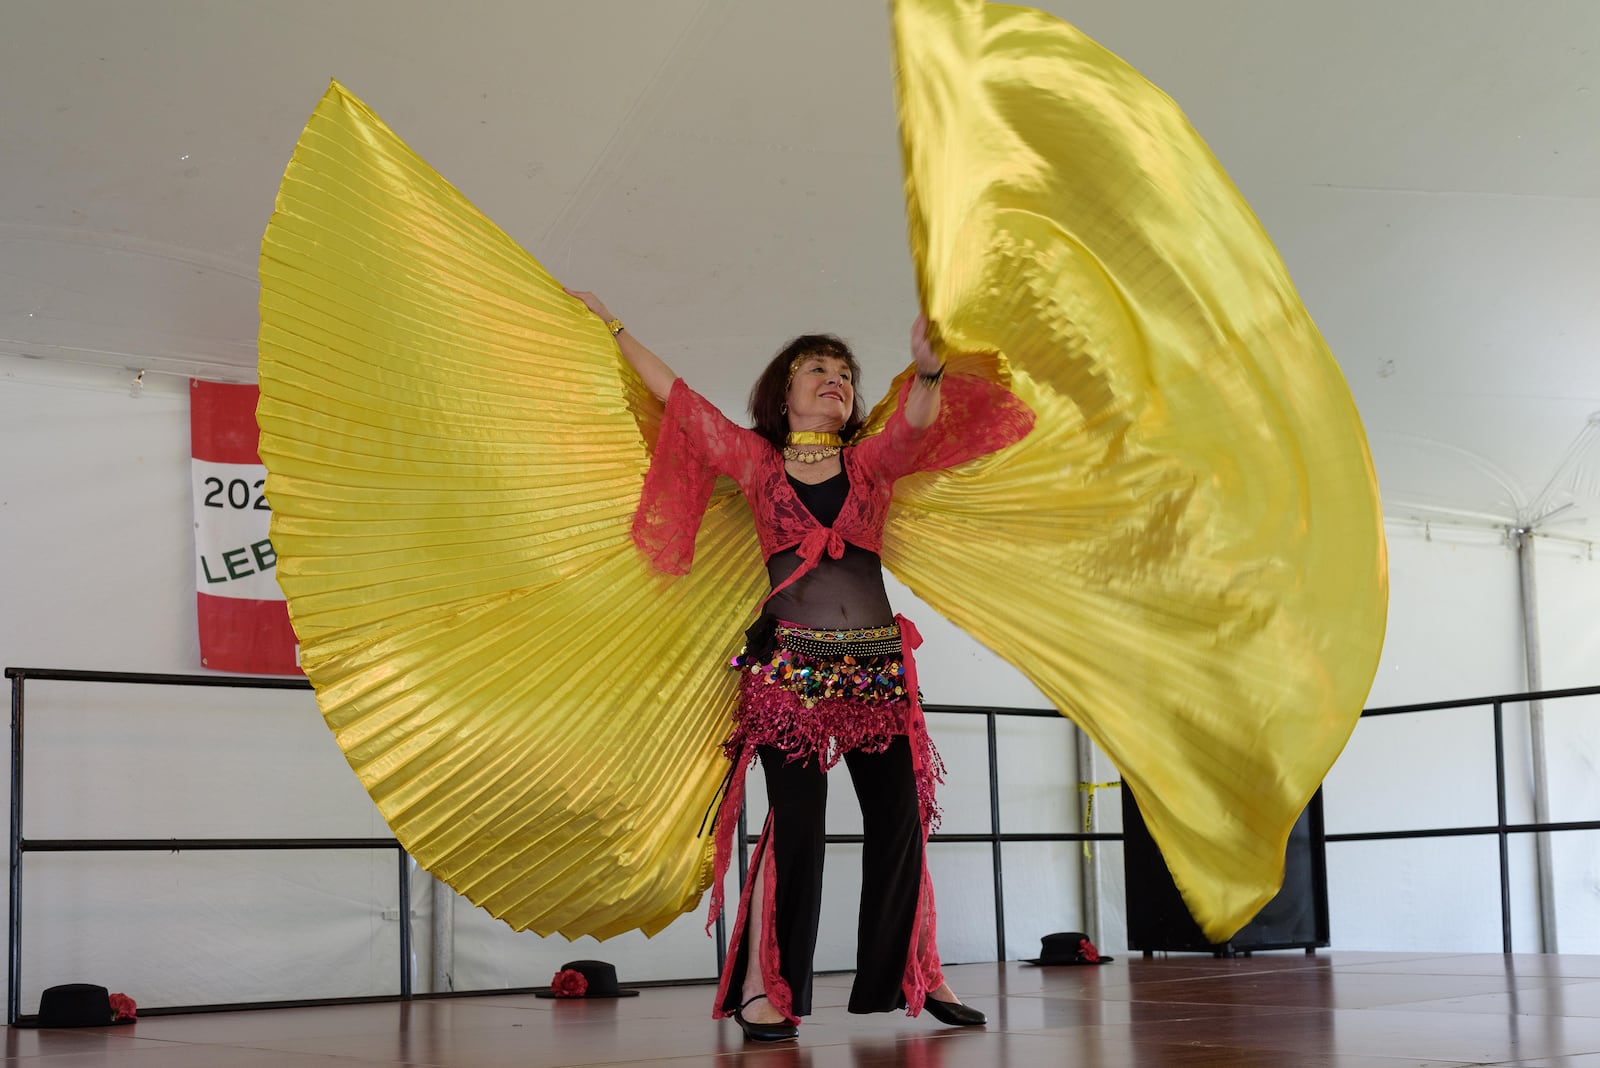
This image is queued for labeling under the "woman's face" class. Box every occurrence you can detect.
[785,354,854,431]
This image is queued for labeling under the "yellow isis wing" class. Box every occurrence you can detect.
[884,0,1387,941]
[257,82,766,938]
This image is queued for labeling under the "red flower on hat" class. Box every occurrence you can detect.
[1078,937,1101,963]
[550,968,588,998]
[108,993,137,1021]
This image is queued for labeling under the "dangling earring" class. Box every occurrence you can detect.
[780,403,787,414]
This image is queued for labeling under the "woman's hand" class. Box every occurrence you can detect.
[563,286,678,402]
[910,314,943,375]
[564,287,614,324]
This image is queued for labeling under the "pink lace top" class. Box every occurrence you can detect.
[633,373,1035,580]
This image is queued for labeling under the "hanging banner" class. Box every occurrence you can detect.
[189,379,300,674]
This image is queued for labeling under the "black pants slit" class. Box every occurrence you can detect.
[718,734,925,1017]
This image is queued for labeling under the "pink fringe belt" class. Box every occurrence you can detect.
[723,618,942,820]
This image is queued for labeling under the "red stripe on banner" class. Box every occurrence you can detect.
[196,592,301,675]
[190,379,263,464]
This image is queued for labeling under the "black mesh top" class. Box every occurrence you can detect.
[764,468,897,629]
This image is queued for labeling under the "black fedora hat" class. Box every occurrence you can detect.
[16,984,137,1027]
[1022,932,1113,966]
[534,960,640,998]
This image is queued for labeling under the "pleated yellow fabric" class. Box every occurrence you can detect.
[884,0,1387,939]
[262,1,1385,944]
[258,82,767,938]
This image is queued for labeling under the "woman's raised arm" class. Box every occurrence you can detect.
[903,314,944,429]
[565,288,678,402]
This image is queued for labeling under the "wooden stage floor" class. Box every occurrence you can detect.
[7,953,1600,1067]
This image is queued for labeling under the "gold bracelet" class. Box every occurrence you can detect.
[605,317,625,336]
[917,364,945,389]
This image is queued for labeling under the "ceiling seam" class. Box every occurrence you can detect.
[537,0,741,271]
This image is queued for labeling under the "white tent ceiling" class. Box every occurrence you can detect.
[3,1,1598,532]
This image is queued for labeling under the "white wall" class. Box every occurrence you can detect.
[1321,520,1600,953]
[4,353,1598,1016]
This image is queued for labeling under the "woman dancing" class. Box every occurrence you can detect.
[260,10,1387,1031]
[566,290,1033,1041]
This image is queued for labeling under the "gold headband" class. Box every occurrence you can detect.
[785,352,847,389]
[784,354,809,389]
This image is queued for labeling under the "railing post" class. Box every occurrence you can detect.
[9,673,25,1025]
[397,849,413,998]
[987,711,1006,962]
[1493,701,1512,954]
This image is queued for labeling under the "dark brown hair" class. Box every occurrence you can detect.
[748,334,866,448]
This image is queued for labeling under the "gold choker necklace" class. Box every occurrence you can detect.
[783,430,843,464]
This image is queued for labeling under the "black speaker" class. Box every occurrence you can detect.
[1123,787,1329,955]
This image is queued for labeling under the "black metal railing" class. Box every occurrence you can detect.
[10,665,1596,1020]
[1325,683,1600,954]
[5,667,412,1025]
[5,667,1099,1021]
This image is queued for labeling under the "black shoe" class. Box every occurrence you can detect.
[732,995,798,1042]
[923,996,986,1026]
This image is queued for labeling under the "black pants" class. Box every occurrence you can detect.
[718,734,926,1016]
